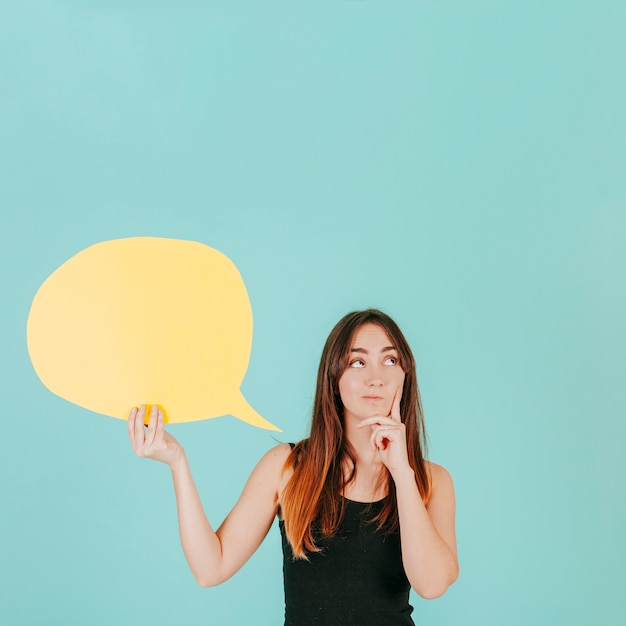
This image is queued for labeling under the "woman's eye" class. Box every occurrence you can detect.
[384,356,398,366]
[349,359,365,368]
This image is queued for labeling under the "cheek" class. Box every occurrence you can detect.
[337,374,357,405]
[389,370,406,395]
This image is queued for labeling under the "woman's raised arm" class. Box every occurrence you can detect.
[127,404,291,587]
[357,392,459,599]
[393,461,459,599]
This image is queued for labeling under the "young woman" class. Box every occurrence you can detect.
[128,309,458,625]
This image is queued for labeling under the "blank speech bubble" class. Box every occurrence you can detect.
[26,237,280,431]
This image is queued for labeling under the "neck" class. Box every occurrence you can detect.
[343,411,381,464]
[344,412,383,476]
[341,412,388,502]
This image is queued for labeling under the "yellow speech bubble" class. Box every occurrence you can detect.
[26,237,279,431]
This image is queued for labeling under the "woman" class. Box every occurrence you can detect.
[128,309,458,624]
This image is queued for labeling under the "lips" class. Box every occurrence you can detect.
[362,396,384,401]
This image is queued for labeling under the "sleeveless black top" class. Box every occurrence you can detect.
[279,498,415,625]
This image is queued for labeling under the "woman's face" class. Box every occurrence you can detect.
[338,323,405,422]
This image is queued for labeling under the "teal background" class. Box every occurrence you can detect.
[2,1,625,625]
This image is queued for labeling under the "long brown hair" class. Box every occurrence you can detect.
[281,309,431,559]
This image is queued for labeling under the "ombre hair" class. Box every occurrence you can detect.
[281,309,431,559]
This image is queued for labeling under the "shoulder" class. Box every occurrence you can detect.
[424,461,455,506]
[240,443,293,501]
[425,460,453,483]
[254,443,293,476]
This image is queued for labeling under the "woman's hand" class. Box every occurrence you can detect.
[356,388,412,478]
[127,404,183,467]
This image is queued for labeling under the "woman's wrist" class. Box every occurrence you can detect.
[169,446,187,473]
[390,465,416,487]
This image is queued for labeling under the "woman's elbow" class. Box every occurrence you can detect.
[412,565,459,600]
[415,584,450,600]
[193,570,227,588]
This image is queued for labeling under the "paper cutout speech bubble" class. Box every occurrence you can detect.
[26,237,279,431]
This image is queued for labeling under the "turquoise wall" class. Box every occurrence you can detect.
[2,1,625,624]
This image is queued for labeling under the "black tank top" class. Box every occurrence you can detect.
[279,498,415,625]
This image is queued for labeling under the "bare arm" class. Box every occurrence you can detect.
[357,392,459,599]
[393,462,458,599]
[128,405,290,587]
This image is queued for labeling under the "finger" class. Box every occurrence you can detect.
[390,385,403,422]
[145,404,159,446]
[372,426,393,452]
[156,407,165,440]
[135,404,147,443]
[370,427,380,452]
[127,407,138,445]
[356,416,396,429]
[379,419,404,439]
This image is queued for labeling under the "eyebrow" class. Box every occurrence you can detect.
[350,346,396,354]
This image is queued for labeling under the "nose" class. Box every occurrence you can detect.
[366,364,385,386]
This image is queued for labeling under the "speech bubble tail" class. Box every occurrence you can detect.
[230,392,281,432]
